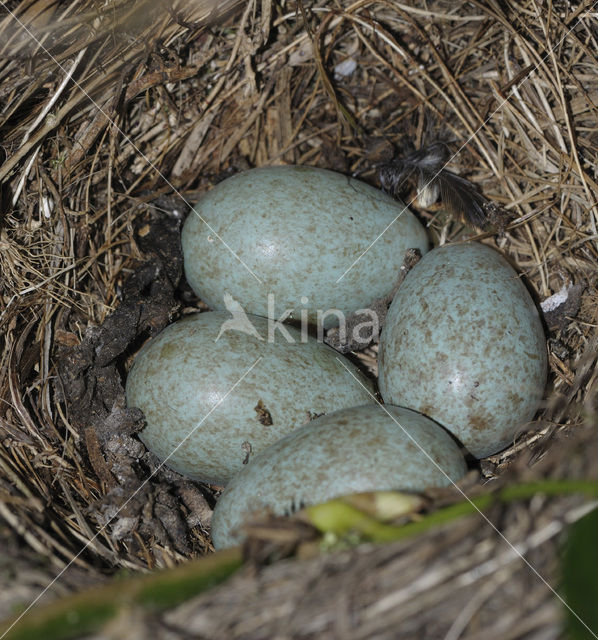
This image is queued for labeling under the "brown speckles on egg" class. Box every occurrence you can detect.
[468,413,491,433]
[181,165,429,329]
[125,312,375,485]
[211,405,467,549]
[378,243,547,459]
[523,350,540,361]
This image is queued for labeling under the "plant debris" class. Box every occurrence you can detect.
[254,400,274,426]
[56,207,213,556]
[0,0,597,638]
[541,282,586,330]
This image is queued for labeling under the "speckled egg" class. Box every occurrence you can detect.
[125,312,375,485]
[378,242,547,458]
[181,165,429,328]
[211,404,467,549]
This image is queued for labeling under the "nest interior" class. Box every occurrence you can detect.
[0,0,597,638]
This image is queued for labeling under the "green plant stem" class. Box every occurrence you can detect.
[0,547,242,640]
[2,478,597,640]
[306,479,598,544]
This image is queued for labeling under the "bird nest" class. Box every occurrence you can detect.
[0,1,597,638]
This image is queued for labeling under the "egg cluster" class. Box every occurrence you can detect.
[125,165,547,549]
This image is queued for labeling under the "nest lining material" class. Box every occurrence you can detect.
[0,0,597,638]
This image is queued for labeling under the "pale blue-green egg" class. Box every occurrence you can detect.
[125,312,375,485]
[378,242,547,458]
[211,404,467,549]
[181,165,429,328]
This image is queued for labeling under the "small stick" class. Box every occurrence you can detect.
[325,248,421,353]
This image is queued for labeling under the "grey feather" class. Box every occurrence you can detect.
[379,142,494,230]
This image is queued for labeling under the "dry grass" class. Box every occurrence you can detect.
[0,0,597,637]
